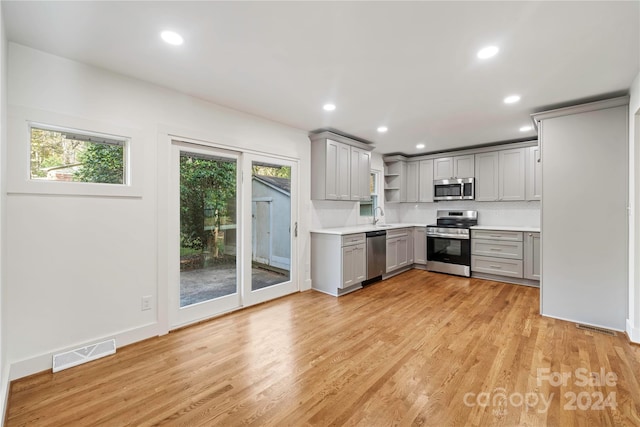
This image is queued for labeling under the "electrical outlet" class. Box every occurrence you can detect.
[141,295,152,311]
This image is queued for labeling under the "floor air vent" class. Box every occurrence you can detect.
[52,339,116,373]
[576,324,617,337]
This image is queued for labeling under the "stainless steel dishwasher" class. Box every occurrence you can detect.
[366,230,387,280]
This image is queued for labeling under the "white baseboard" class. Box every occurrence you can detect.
[9,322,160,381]
[626,318,640,343]
[540,312,624,332]
[1,363,11,427]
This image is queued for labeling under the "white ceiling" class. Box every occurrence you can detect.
[3,1,639,155]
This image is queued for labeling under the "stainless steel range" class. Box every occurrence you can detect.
[426,210,478,277]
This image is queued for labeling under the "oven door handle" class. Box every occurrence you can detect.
[427,232,470,240]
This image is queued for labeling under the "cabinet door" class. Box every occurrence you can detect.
[418,160,434,202]
[353,244,367,283]
[414,228,427,264]
[386,238,398,273]
[325,140,339,200]
[524,232,541,280]
[406,231,414,264]
[454,155,475,178]
[350,147,362,201]
[475,152,499,201]
[359,150,371,201]
[337,143,351,200]
[405,162,419,203]
[525,145,542,201]
[499,148,526,201]
[341,246,355,288]
[433,157,454,180]
[397,237,408,268]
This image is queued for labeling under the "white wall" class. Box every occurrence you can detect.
[5,43,311,378]
[0,1,7,419]
[629,71,640,342]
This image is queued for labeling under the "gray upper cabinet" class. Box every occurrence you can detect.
[351,147,371,202]
[454,155,475,178]
[310,132,373,201]
[525,145,541,201]
[475,152,499,201]
[475,148,525,202]
[418,159,434,202]
[384,141,535,203]
[433,155,475,180]
[499,148,526,201]
[405,162,419,203]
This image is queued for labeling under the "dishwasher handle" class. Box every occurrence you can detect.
[366,230,387,238]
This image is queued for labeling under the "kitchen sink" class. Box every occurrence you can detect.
[375,224,396,228]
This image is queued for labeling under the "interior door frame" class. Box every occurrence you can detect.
[168,141,243,328]
[242,153,299,306]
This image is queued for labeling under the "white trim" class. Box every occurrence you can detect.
[531,96,630,126]
[8,322,160,380]
[7,105,144,197]
[627,318,640,343]
[539,313,625,333]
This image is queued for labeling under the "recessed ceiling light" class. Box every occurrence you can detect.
[161,31,184,46]
[477,46,499,59]
[504,95,521,104]
[520,125,533,132]
[416,143,425,149]
[377,126,388,133]
[323,103,336,111]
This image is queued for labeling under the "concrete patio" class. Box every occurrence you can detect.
[180,264,290,307]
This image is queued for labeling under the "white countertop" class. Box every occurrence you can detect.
[311,223,427,235]
[471,225,540,232]
[311,223,540,235]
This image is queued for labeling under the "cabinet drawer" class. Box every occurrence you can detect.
[472,256,523,278]
[471,239,523,260]
[342,233,366,246]
[386,228,409,239]
[471,229,523,242]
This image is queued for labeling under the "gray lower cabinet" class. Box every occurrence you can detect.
[413,227,427,265]
[311,232,366,296]
[471,229,533,284]
[524,232,541,280]
[386,228,411,273]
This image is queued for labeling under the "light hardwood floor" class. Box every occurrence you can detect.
[6,270,640,426]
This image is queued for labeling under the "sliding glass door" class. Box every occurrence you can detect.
[170,143,241,327]
[243,154,297,306]
[168,142,298,327]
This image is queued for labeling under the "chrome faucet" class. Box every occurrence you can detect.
[373,206,385,225]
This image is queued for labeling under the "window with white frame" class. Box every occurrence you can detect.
[359,171,380,217]
[30,124,128,185]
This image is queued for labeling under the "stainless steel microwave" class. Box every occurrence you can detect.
[433,178,474,201]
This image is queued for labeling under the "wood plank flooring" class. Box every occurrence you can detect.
[6,270,640,426]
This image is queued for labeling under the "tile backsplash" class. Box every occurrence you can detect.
[311,199,540,229]
[391,200,540,226]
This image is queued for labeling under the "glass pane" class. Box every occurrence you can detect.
[251,162,291,291]
[179,153,237,307]
[361,172,378,217]
[30,126,125,184]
